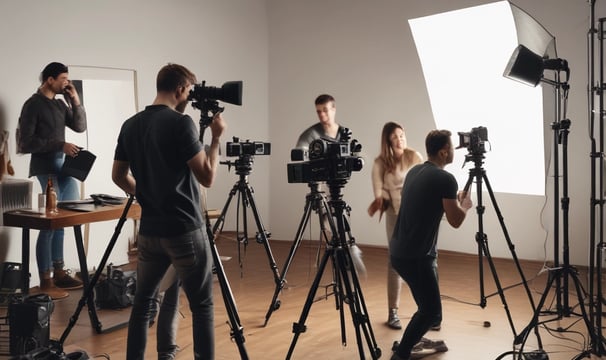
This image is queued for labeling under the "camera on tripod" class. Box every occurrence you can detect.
[457,126,489,155]
[226,137,271,157]
[188,80,243,130]
[287,128,363,183]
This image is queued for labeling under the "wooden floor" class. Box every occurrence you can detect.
[2,233,605,360]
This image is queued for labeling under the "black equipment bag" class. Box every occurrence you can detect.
[94,266,136,309]
[0,262,21,306]
[8,294,54,356]
[10,348,90,359]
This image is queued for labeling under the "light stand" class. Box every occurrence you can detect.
[504,38,605,358]
[586,1,606,356]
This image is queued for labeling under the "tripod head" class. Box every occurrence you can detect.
[220,154,254,177]
[327,179,347,203]
[463,151,486,169]
[326,179,353,218]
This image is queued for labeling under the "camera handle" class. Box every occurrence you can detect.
[193,99,224,142]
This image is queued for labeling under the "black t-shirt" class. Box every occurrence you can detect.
[389,161,458,259]
[114,105,204,237]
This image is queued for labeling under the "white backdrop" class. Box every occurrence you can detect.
[63,66,139,271]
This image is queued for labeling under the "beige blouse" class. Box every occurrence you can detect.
[371,152,422,214]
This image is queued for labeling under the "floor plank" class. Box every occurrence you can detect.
[2,233,604,360]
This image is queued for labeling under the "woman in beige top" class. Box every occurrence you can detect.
[368,122,423,329]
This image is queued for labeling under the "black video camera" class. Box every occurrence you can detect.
[287,128,363,183]
[457,126,488,155]
[188,81,243,130]
[226,137,271,157]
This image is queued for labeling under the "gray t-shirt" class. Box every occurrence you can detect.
[296,123,344,149]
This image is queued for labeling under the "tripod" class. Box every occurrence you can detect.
[49,195,136,357]
[48,195,249,359]
[264,182,333,326]
[286,179,381,360]
[212,154,281,286]
[460,152,544,359]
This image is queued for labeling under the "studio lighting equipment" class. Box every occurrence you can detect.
[499,6,606,358]
[503,44,569,87]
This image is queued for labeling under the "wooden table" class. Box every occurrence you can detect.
[3,201,221,334]
[4,201,141,333]
[4,202,141,295]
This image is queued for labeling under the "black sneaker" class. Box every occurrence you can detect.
[430,323,441,331]
[410,337,448,359]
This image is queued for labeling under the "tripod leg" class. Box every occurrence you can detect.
[52,196,135,353]
[482,173,543,348]
[286,247,334,360]
[212,183,238,235]
[478,237,518,336]
[333,225,380,359]
[205,213,249,360]
[243,185,281,285]
[263,196,315,326]
[343,248,381,359]
[213,182,247,276]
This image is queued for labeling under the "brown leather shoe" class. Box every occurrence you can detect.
[38,277,69,300]
[54,269,83,290]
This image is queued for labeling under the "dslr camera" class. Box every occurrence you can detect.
[287,128,363,183]
[457,126,488,155]
[226,137,271,157]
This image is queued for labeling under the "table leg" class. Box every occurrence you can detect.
[73,225,102,333]
[20,229,30,295]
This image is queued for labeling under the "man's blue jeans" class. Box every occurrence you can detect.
[35,173,79,272]
[126,228,214,360]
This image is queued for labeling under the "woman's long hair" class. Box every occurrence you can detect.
[379,121,418,173]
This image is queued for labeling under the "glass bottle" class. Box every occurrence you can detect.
[45,176,58,214]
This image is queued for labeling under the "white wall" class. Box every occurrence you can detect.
[267,0,598,267]
[0,0,600,288]
[0,0,270,285]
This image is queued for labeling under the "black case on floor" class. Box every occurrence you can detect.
[8,294,54,356]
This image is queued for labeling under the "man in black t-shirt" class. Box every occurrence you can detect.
[389,130,472,360]
[113,63,226,360]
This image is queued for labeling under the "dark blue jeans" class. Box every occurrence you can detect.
[390,255,441,359]
[35,173,79,272]
[126,228,214,360]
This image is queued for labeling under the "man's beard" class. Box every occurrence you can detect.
[175,100,188,113]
